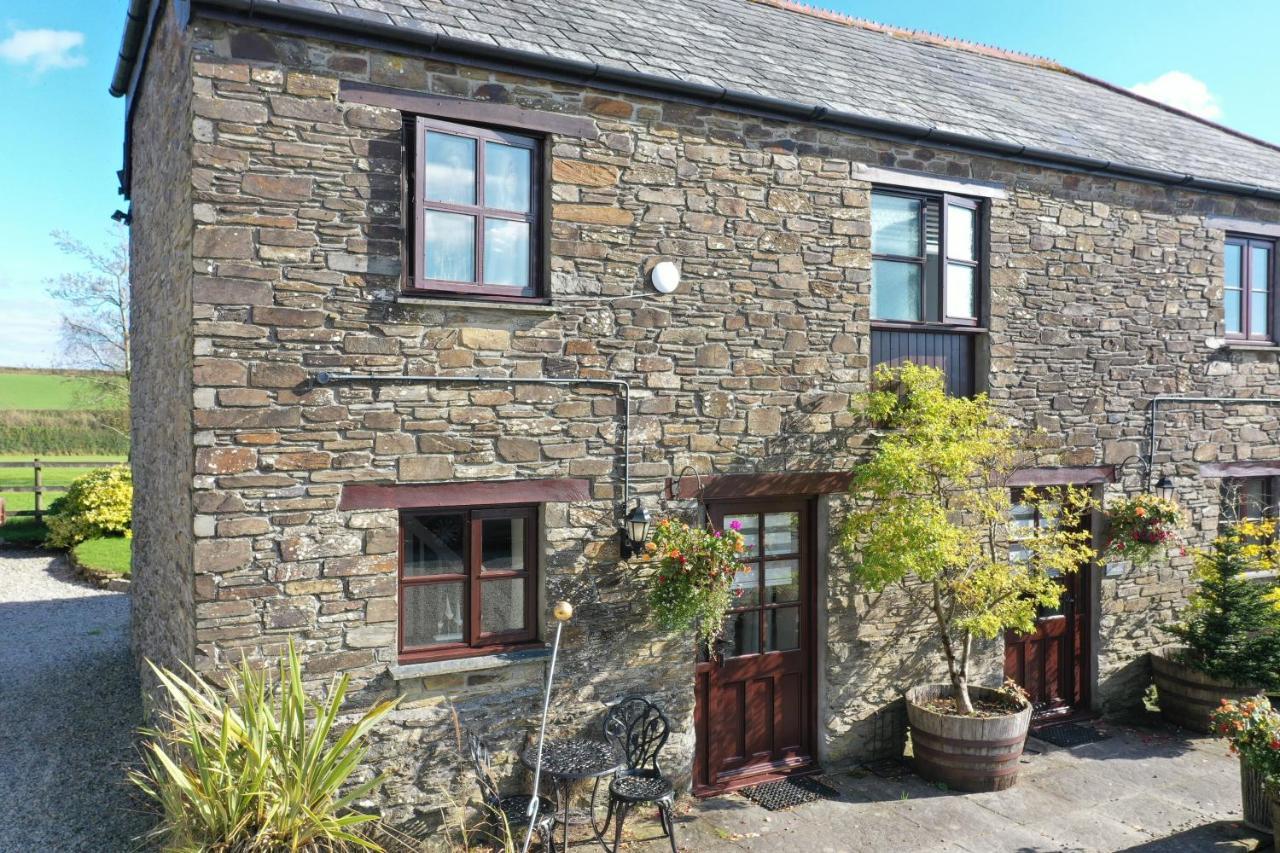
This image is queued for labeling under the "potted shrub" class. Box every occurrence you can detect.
[1101,493,1183,567]
[840,363,1095,792]
[1211,696,1280,834]
[645,516,749,653]
[1154,522,1280,733]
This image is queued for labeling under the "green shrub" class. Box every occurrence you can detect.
[44,465,132,548]
[1165,526,1280,689]
[130,642,397,852]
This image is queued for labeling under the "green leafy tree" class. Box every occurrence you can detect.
[1166,525,1280,689]
[839,363,1095,715]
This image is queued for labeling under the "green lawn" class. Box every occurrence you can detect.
[0,457,126,545]
[72,536,132,577]
[0,371,126,411]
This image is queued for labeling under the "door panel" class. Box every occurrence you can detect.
[1003,495,1092,719]
[695,498,816,794]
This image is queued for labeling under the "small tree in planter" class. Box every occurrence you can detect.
[1154,523,1280,731]
[839,363,1094,790]
[645,517,749,653]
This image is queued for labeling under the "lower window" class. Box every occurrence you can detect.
[1219,477,1274,529]
[399,505,538,661]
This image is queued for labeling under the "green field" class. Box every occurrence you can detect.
[0,371,126,411]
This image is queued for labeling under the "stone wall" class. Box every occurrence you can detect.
[129,2,196,692]
[148,11,1280,827]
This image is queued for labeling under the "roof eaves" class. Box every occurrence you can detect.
[109,0,1280,204]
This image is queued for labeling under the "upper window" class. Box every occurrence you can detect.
[871,190,981,325]
[1224,235,1275,342]
[409,117,541,300]
[398,505,538,662]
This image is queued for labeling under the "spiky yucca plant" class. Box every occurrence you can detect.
[130,642,397,852]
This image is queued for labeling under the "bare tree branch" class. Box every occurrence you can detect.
[45,225,130,413]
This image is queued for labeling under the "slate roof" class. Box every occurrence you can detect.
[163,0,1280,195]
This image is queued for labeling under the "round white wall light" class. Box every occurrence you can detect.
[650,261,681,294]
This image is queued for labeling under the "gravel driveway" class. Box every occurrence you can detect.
[0,548,151,851]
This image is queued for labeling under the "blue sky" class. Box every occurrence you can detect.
[1,0,1278,368]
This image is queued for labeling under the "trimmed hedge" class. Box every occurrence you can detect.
[0,410,129,455]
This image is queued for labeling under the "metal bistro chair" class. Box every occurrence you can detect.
[594,696,678,853]
[468,734,557,852]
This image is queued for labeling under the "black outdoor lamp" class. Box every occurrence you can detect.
[1155,475,1176,502]
[620,503,652,558]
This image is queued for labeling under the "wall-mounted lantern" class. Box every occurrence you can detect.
[1155,475,1175,502]
[620,503,652,558]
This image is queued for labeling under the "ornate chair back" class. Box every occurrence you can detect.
[603,695,670,774]
[467,733,501,805]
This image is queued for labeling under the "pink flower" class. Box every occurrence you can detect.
[729,520,742,531]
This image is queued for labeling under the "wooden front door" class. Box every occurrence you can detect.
[694,498,816,795]
[1003,499,1092,720]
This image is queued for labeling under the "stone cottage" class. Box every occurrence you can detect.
[112,0,1280,826]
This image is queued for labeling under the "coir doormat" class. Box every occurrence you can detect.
[1033,722,1111,748]
[739,776,840,811]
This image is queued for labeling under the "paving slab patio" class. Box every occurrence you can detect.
[609,715,1273,852]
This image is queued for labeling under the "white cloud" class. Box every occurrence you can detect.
[0,28,86,73]
[1131,71,1223,121]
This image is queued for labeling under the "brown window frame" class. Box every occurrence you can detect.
[1224,234,1277,343]
[397,504,540,664]
[1219,476,1276,528]
[406,116,545,302]
[870,188,984,328]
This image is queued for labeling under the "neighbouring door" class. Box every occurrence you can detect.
[1003,496,1092,720]
[694,498,816,794]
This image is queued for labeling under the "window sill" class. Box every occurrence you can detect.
[396,294,559,315]
[871,321,987,334]
[388,645,551,680]
[1217,341,1280,352]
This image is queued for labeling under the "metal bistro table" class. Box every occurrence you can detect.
[521,737,623,850]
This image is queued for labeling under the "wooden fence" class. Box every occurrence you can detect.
[0,458,102,521]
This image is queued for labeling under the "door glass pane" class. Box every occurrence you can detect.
[730,565,758,607]
[403,581,464,646]
[725,514,758,556]
[945,263,976,319]
[763,512,799,555]
[723,610,760,657]
[424,211,475,282]
[871,260,921,321]
[1250,290,1269,336]
[480,516,525,573]
[1225,242,1243,287]
[483,219,531,288]
[871,194,921,256]
[1225,289,1242,334]
[484,142,532,212]
[403,513,466,576]
[1251,245,1271,293]
[481,578,525,634]
[946,204,976,261]
[765,607,800,652]
[763,559,799,604]
[424,131,476,205]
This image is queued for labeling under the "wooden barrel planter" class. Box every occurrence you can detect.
[1242,759,1274,834]
[905,684,1032,793]
[1150,647,1262,733]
